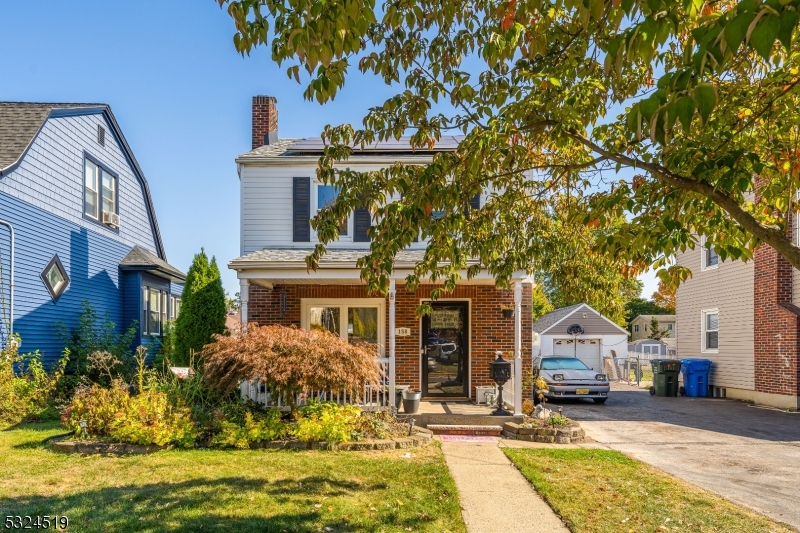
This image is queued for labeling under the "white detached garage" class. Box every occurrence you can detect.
[532,303,629,372]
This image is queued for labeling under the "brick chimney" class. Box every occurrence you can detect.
[252,95,278,149]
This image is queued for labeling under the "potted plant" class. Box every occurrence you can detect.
[500,304,514,319]
[402,388,422,414]
[394,385,409,410]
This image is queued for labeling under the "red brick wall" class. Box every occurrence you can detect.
[753,242,800,397]
[247,283,533,400]
[252,95,278,150]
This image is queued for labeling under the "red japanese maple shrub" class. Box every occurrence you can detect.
[201,324,382,416]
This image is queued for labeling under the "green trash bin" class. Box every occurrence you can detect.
[649,359,681,397]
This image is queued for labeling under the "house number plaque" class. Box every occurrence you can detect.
[395,327,411,336]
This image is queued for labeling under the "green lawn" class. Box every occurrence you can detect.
[0,423,465,533]
[504,448,794,533]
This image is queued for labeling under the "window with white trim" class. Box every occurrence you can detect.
[84,158,117,221]
[170,295,181,319]
[634,325,639,332]
[700,235,719,270]
[315,184,350,238]
[301,298,385,354]
[701,310,719,352]
[667,323,674,331]
[142,287,167,336]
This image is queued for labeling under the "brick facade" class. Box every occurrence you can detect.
[753,242,800,398]
[247,283,533,400]
[252,95,278,149]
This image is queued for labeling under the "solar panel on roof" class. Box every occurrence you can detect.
[288,135,464,152]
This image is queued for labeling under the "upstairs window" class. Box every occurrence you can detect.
[667,323,674,331]
[633,325,639,332]
[700,236,719,270]
[84,157,117,222]
[316,185,348,236]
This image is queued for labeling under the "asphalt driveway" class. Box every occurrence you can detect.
[554,383,800,530]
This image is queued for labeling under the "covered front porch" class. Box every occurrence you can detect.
[230,249,533,416]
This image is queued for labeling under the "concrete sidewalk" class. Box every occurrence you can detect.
[440,440,569,533]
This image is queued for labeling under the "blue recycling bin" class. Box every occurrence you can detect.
[680,359,712,397]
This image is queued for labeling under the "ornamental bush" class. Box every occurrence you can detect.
[201,324,382,417]
[294,401,363,444]
[209,409,288,449]
[63,379,198,447]
[0,337,69,428]
[173,249,227,366]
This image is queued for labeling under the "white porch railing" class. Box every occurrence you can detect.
[240,357,391,411]
[502,374,516,410]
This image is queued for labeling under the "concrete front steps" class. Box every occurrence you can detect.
[413,413,524,429]
[427,424,504,436]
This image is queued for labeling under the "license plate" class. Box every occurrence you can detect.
[575,388,590,395]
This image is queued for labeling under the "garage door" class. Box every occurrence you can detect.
[553,339,602,371]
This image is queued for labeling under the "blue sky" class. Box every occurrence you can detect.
[0,0,659,299]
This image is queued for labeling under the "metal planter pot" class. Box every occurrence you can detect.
[402,390,422,414]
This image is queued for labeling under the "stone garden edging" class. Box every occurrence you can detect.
[502,422,585,444]
[50,428,433,455]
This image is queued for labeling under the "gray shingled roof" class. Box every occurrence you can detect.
[229,248,480,269]
[0,102,103,170]
[237,135,464,160]
[531,303,585,333]
[120,245,186,281]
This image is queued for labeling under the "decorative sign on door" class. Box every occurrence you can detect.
[430,309,462,329]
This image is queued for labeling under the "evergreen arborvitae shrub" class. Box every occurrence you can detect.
[174,249,227,365]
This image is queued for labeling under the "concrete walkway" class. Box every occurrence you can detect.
[440,439,569,533]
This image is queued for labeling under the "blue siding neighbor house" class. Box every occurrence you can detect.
[0,102,185,364]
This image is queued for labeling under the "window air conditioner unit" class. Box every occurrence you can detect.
[103,212,120,228]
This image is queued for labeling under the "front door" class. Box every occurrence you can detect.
[422,302,469,397]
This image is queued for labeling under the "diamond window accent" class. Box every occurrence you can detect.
[41,255,70,301]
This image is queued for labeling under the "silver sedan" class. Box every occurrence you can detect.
[534,356,610,404]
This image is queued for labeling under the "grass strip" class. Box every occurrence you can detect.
[504,447,794,533]
[0,422,465,533]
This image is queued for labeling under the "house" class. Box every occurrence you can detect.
[0,102,185,364]
[630,314,676,341]
[229,96,533,412]
[675,235,800,409]
[627,338,674,358]
[531,303,629,371]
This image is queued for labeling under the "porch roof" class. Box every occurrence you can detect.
[229,248,477,270]
[229,248,529,288]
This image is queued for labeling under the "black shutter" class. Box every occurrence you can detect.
[469,193,481,210]
[353,207,371,242]
[293,177,311,242]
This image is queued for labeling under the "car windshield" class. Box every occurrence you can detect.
[541,358,590,370]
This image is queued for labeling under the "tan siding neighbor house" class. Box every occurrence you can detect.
[676,232,800,409]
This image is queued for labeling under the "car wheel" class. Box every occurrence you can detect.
[533,394,541,406]
[593,398,607,404]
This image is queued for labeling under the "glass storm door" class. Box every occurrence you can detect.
[422,302,469,397]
